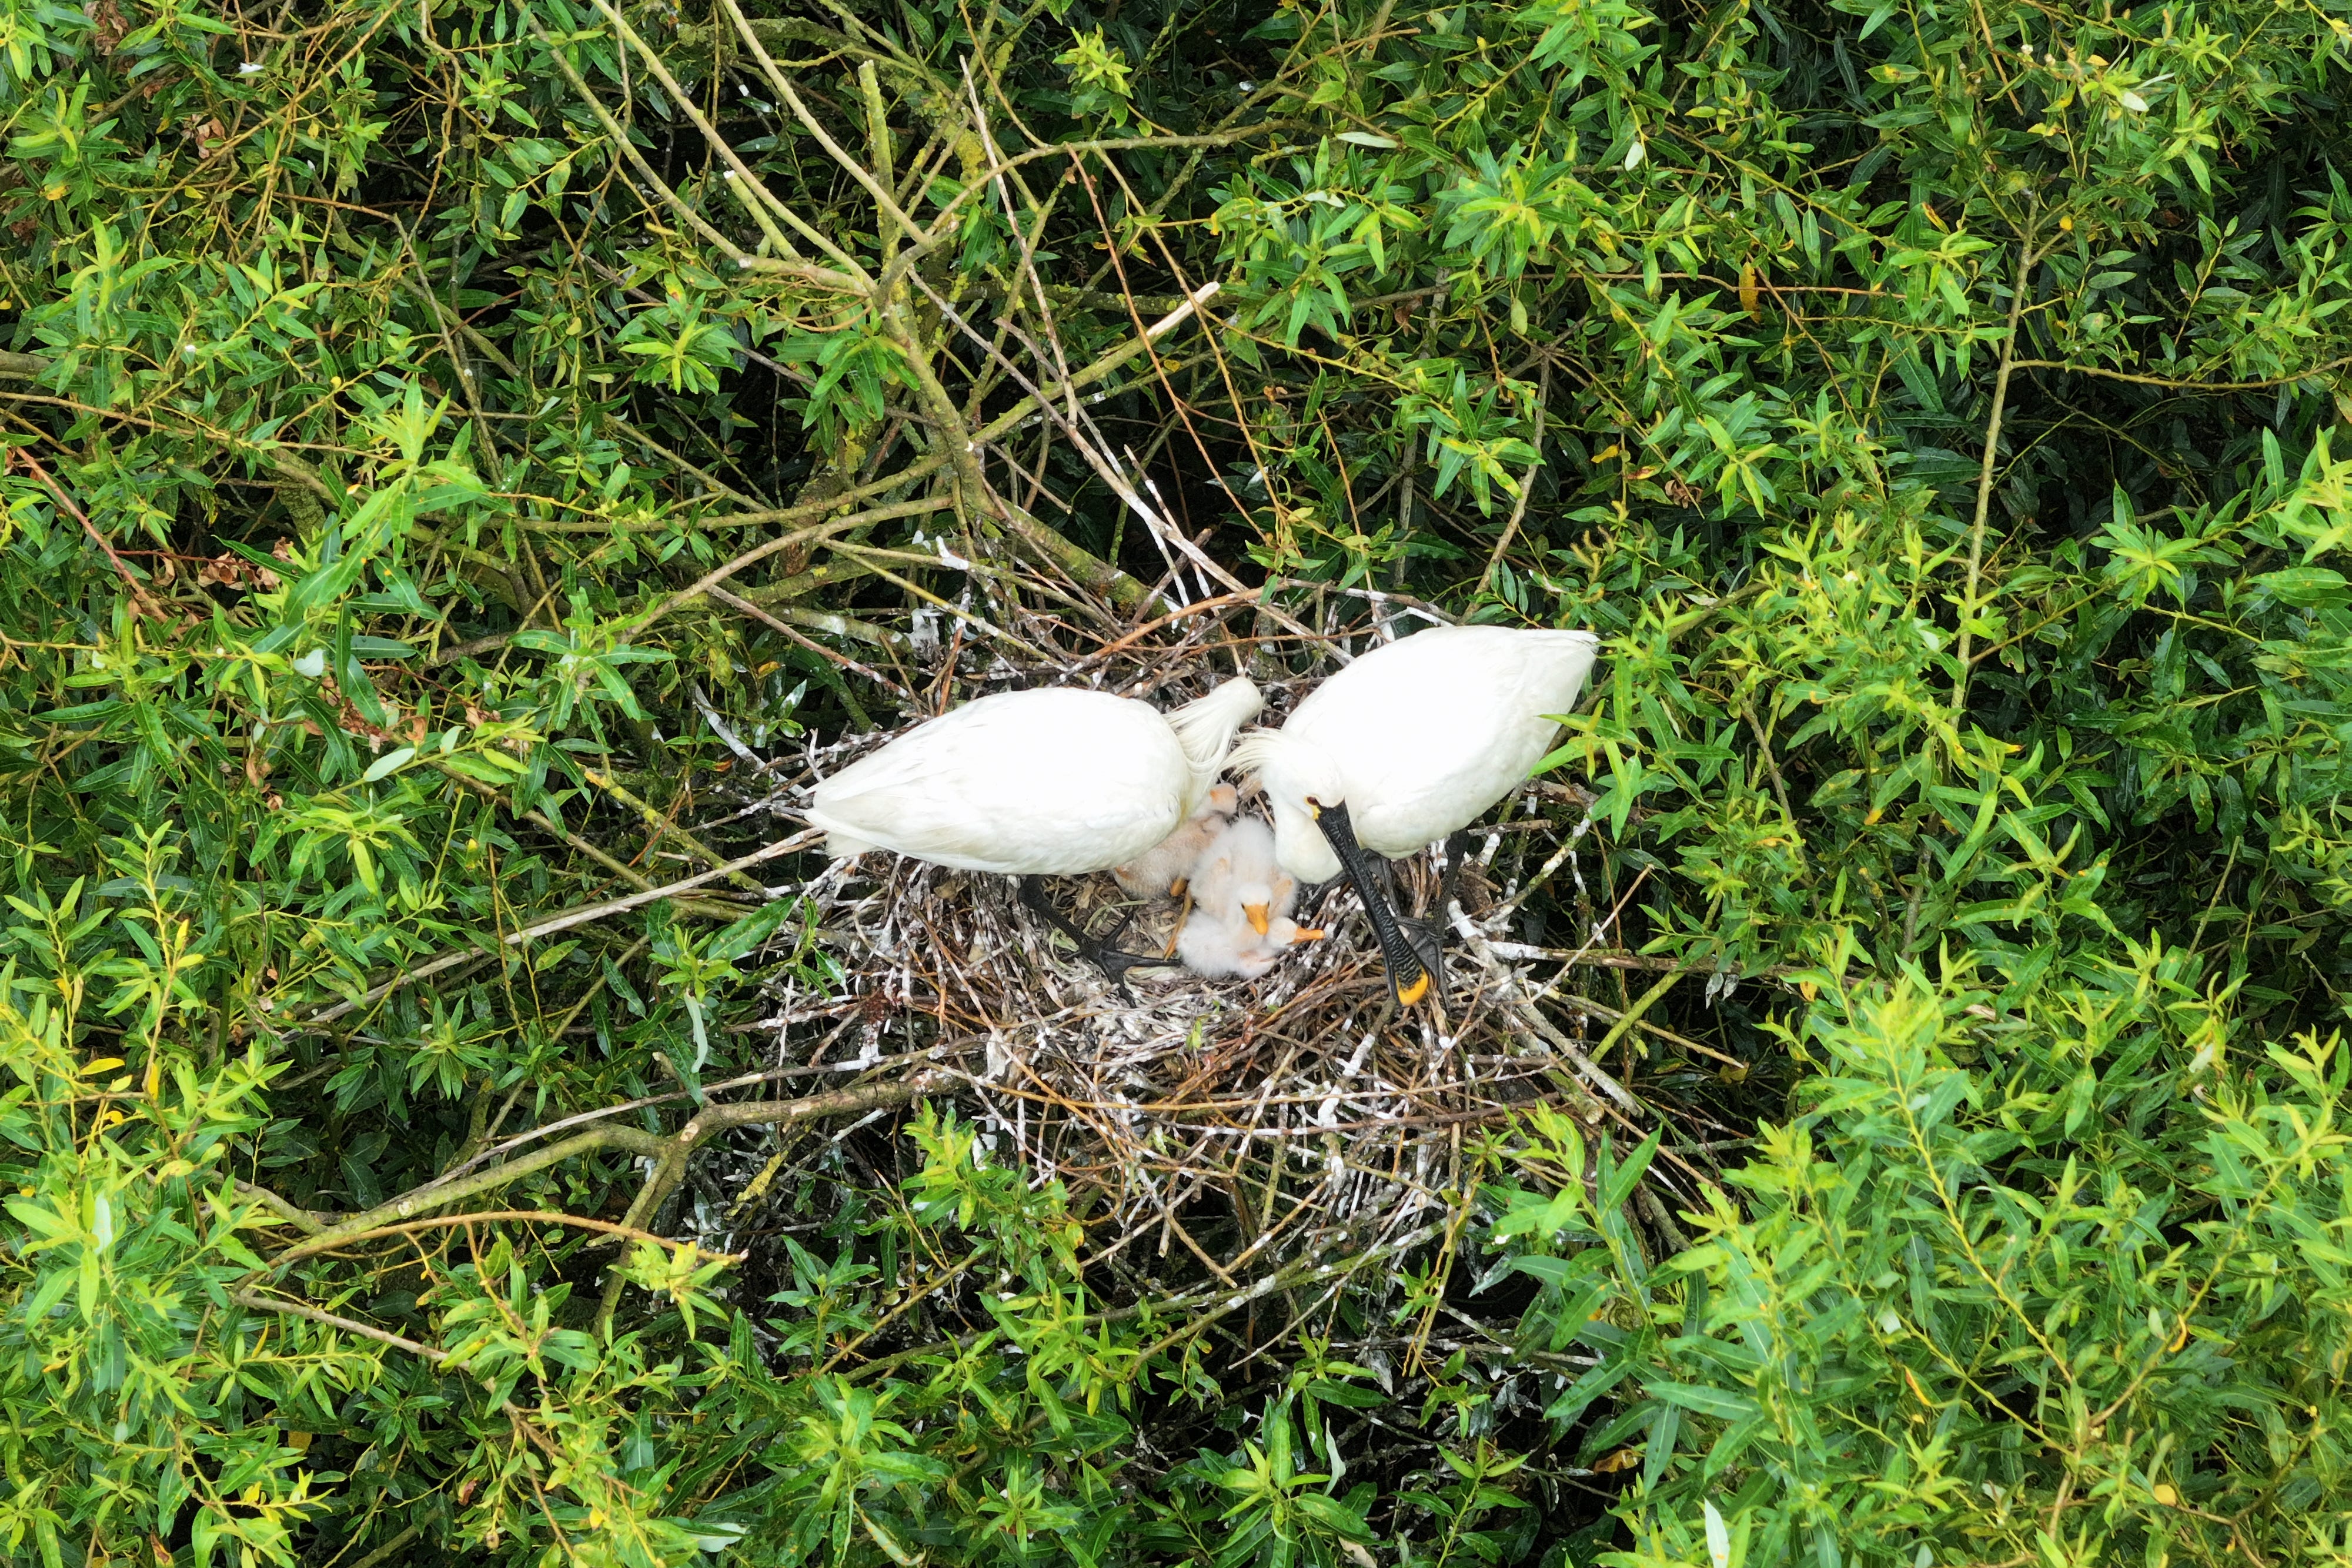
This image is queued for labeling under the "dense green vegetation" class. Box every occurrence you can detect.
[2,0,2350,1563]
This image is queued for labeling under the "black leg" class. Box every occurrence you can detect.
[1017,877,1156,992]
[1314,802,1439,1007]
[1370,853,1446,987]
[1396,830,1475,988]
[1433,830,1475,920]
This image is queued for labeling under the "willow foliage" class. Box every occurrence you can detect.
[0,0,2348,1563]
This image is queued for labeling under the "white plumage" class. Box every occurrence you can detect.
[808,678,1263,875]
[1230,626,1600,885]
[1176,910,1284,981]
[1225,625,1599,1004]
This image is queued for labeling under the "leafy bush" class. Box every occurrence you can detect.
[0,0,2347,1562]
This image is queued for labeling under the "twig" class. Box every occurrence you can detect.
[235,1179,333,1235]
[2008,351,2352,392]
[14,451,162,613]
[708,584,915,700]
[289,830,818,1027]
[344,1526,425,1568]
[1479,356,1552,596]
[269,1209,739,1269]
[230,1290,448,1363]
[581,768,775,894]
[1956,242,2036,717]
[1590,969,1682,1065]
[635,494,956,632]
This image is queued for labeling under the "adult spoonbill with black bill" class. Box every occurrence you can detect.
[1227,625,1599,1006]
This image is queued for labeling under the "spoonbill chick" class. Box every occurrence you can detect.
[808,677,1264,980]
[1175,898,1325,980]
[1176,908,1282,980]
[1228,625,1600,1006]
[1114,783,1240,902]
[1183,818,1296,934]
[1175,817,1324,979]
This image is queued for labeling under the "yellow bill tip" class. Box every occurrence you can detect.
[1244,904,1269,935]
[1396,968,1432,1007]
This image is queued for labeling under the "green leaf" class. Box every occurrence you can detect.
[1645,1380,1760,1420]
[2256,566,2347,606]
[360,747,417,783]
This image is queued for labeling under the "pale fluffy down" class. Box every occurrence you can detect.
[1176,908,1284,981]
[1184,817,1296,929]
[1113,784,1238,901]
[1174,817,1321,979]
[807,679,1260,876]
[1229,626,1600,885]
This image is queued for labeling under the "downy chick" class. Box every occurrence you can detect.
[1176,817,1324,979]
[1114,783,1239,902]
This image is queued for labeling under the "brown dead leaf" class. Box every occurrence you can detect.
[90,0,128,52]
[198,552,280,591]
[1591,1447,1645,1474]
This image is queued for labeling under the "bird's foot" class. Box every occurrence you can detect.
[1019,877,1161,995]
[1084,941,1163,994]
[1087,907,1174,992]
[1389,831,1474,1001]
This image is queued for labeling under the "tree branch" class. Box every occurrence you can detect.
[1957,242,2036,717]
[233,1289,450,1362]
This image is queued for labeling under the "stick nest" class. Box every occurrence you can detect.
[691,567,1643,1308]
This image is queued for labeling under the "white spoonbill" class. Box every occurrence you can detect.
[1227,625,1600,1005]
[808,676,1264,979]
[1175,817,1324,979]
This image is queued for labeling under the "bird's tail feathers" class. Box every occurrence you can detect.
[1167,676,1265,778]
